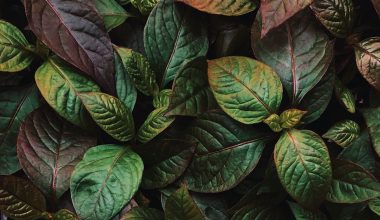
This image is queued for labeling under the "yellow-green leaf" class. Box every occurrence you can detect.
[279,109,307,129]
[334,78,356,113]
[323,120,360,147]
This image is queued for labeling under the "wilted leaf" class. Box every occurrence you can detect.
[362,107,380,157]
[274,129,332,208]
[288,201,327,220]
[208,56,283,124]
[0,85,40,175]
[121,207,164,220]
[94,0,130,31]
[323,120,360,147]
[279,109,307,129]
[24,0,115,93]
[335,78,356,114]
[17,107,96,199]
[177,0,256,16]
[144,0,208,87]
[71,145,143,220]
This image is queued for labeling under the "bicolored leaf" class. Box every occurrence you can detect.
[177,0,256,16]
[131,0,159,15]
[354,37,380,91]
[137,107,175,144]
[326,160,380,203]
[121,207,164,220]
[279,109,306,129]
[288,201,327,220]
[181,111,268,192]
[164,186,206,220]
[263,114,282,133]
[35,56,101,128]
[208,56,283,124]
[0,20,34,72]
[335,78,356,113]
[0,176,46,220]
[79,92,135,142]
[17,107,96,200]
[274,129,332,208]
[144,0,208,88]
[94,0,130,31]
[71,145,143,220]
[361,107,380,157]
[259,0,313,37]
[153,89,172,109]
[167,57,217,116]
[323,120,360,147]
[24,0,115,93]
[0,85,40,175]
[252,10,334,105]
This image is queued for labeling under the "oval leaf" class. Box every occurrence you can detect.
[326,160,380,203]
[177,0,256,16]
[80,92,135,142]
[94,0,129,31]
[208,56,283,124]
[121,207,164,220]
[361,107,380,157]
[334,78,356,113]
[252,10,334,105]
[323,120,360,148]
[71,145,144,220]
[279,109,307,129]
[17,107,96,199]
[0,20,34,72]
[144,0,208,88]
[24,0,115,93]
[274,129,332,208]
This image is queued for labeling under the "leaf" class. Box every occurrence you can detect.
[137,107,175,144]
[176,0,256,16]
[263,114,282,132]
[164,185,206,220]
[369,197,380,216]
[114,50,137,111]
[144,0,209,88]
[231,200,286,220]
[115,46,158,96]
[153,89,172,109]
[0,176,46,220]
[259,0,313,37]
[208,56,283,124]
[288,201,327,220]
[121,207,164,220]
[252,10,334,105]
[94,0,130,31]
[311,0,354,38]
[70,145,144,220]
[334,78,356,113]
[52,209,79,220]
[167,57,217,116]
[17,107,96,200]
[181,111,268,192]
[326,160,380,203]
[372,0,380,19]
[361,107,380,157]
[136,138,195,189]
[0,85,40,175]
[354,37,380,91]
[24,0,115,93]
[323,120,360,147]
[79,92,135,142]
[130,0,159,15]
[274,129,332,208]
[35,56,101,128]
[0,20,34,72]
[279,109,307,129]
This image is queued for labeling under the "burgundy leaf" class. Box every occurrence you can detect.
[24,0,115,93]
[17,106,97,201]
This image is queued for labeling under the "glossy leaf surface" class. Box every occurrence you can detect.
[177,0,256,16]
[323,120,360,147]
[279,109,306,129]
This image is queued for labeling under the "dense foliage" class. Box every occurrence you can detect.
[1,0,380,219]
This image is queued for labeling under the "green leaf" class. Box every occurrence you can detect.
[0,176,46,220]
[274,129,332,208]
[79,92,135,142]
[326,160,380,203]
[355,37,380,91]
[131,0,159,15]
[0,20,34,72]
[335,78,356,113]
[361,107,380,157]
[208,56,283,124]
[279,109,307,129]
[164,185,206,220]
[114,50,137,111]
[35,56,101,128]
[136,138,195,189]
[288,201,327,220]
[231,200,286,220]
[181,111,268,192]
[0,85,40,175]
[369,197,380,216]
[311,0,355,38]
[144,0,209,88]
[153,89,172,109]
[70,145,143,220]
[137,108,175,144]
[167,57,217,116]
[252,10,334,105]
[94,0,130,31]
[17,107,96,200]
[52,209,79,220]
[115,46,158,96]
[323,120,360,147]
[177,0,256,16]
[121,207,164,220]
[263,113,282,132]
